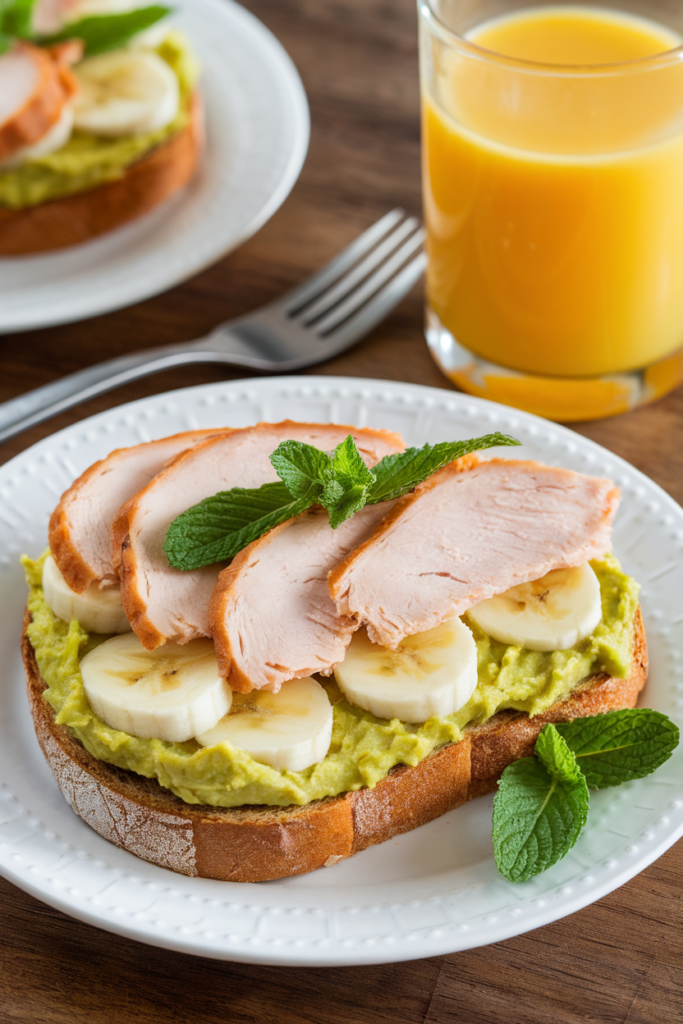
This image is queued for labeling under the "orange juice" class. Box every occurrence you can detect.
[423,6,683,378]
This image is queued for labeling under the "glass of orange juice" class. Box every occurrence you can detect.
[419,0,683,420]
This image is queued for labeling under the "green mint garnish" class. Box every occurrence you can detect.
[493,712,679,882]
[493,725,589,883]
[164,482,309,572]
[271,435,375,529]
[164,431,520,570]
[1,0,38,40]
[36,6,172,56]
[366,435,510,504]
[556,709,680,789]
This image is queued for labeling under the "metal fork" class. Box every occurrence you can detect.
[0,210,425,444]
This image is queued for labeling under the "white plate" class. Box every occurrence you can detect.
[0,0,309,333]
[1,376,682,967]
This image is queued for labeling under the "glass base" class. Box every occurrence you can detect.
[425,309,683,422]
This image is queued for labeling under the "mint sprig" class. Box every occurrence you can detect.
[164,431,519,570]
[492,711,679,882]
[37,6,172,56]
[366,437,503,504]
[493,726,589,883]
[0,2,171,57]
[556,709,680,789]
[163,482,309,572]
[0,0,37,52]
[271,435,376,529]
[2,0,37,39]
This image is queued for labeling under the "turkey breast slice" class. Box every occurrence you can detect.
[328,457,620,648]
[114,421,404,650]
[0,42,79,164]
[49,429,231,594]
[210,502,395,693]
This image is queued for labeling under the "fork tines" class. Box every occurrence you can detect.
[284,209,425,339]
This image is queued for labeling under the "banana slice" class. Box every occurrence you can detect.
[467,563,602,651]
[196,678,333,773]
[43,554,131,634]
[80,634,231,742]
[73,50,179,137]
[334,617,478,724]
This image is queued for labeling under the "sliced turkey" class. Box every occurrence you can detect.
[210,502,394,693]
[328,457,620,648]
[0,42,79,165]
[49,429,231,594]
[114,421,404,650]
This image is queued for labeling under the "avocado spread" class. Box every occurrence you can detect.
[0,33,199,211]
[22,553,639,808]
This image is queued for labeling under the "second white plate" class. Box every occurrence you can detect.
[0,376,682,966]
[0,0,310,333]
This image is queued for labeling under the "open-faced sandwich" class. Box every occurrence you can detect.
[0,0,201,253]
[22,420,677,884]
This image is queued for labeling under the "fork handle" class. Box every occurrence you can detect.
[0,336,268,445]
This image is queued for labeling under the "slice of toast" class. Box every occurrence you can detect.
[21,607,647,882]
[0,94,202,255]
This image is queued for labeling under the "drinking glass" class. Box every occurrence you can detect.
[419,0,683,420]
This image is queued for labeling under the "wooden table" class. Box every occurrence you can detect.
[2,1,682,1020]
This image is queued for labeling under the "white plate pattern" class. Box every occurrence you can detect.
[0,377,681,967]
[0,0,310,333]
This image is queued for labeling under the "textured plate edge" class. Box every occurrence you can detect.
[0,374,681,966]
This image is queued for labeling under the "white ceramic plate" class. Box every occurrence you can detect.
[0,0,309,334]
[0,376,681,967]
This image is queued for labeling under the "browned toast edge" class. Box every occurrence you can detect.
[22,607,648,881]
[0,93,203,255]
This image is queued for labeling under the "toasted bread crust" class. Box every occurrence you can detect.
[22,607,648,882]
[0,93,202,255]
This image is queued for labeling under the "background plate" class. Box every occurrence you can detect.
[0,377,681,966]
[0,0,310,333]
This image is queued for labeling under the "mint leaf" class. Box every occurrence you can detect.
[164,482,309,571]
[0,30,12,53]
[324,435,375,528]
[493,753,589,883]
[367,433,521,505]
[556,709,680,789]
[37,6,171,55]
[535,723,584,784]
[2,0,37,37]
[269,441,328,503]
[270,435,376,529]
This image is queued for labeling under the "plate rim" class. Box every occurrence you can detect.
[1,374,682,967]
[0,0,310,333]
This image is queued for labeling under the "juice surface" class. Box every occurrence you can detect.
[423,6,683,377]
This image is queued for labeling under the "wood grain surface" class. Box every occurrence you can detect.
[1,0,682,1020]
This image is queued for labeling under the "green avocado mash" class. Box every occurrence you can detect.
[0,33,199,211]
[22,553,639,808]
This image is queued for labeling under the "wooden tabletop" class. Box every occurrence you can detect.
[2,1,682,1020]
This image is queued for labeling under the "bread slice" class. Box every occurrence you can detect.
[22,608,648,882]
[0,94,202,255]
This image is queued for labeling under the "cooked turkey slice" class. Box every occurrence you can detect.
[0,42,78,164]
[49,429,231,594]
[115,421,404,651]
[210,503,394,693]
[328,457,620,648]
